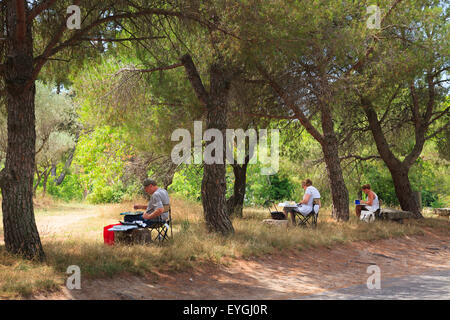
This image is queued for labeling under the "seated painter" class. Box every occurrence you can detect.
[284,179,321,224]
[355,184,379,218]
[127,178,170,226]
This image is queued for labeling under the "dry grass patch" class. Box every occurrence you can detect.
[0,249,62,299]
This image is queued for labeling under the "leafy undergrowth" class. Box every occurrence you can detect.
[0,196,449,299]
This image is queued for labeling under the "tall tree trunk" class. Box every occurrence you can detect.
[180,55,234,235]
[387,165,421,215]
[201,63,234,235]
[0,1,45,260]
[321,109,350,221]
[363,102,422,217]
[226,162,248,218]
[0,85,44,260]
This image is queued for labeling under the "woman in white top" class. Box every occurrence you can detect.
[356,184,379,218]
[284,179,321,224]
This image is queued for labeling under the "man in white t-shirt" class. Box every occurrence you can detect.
[284,179,321,224]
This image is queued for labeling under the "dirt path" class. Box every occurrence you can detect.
[36,213,99,238]
[0,204,103,242]
[304,269,450,299]
[36,229,449,300]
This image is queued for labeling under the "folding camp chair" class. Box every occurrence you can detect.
[145,204,173,244]
[292,198,320,228]
[357,198,382,221]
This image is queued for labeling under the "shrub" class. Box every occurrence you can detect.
[86,183,125,204]
[46,173,84,202]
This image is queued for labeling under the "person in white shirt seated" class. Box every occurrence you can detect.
[355,184,380,218]
[284,179,321,224]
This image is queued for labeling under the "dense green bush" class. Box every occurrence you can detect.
[243,163,296,205]
[169,165,203,201]
[360,165,398,206]
[86,182,125,204]
[420,190,438,207]
[73,126,135,204]
[46,173,84,202]
[248,172,294,205]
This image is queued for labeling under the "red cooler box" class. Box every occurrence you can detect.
[103,224,120,245]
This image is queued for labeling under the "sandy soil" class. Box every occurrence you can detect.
[36,213,99,238]
[35,229,450,300]
[0,205,100,242]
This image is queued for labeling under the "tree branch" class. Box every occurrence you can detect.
[44,9,199,58]
[409,82,420,127]
[79,36,165,42]
[29,0,81,89]
[312,154,381,165]
[361,96,402,168]
[29,7,190,89]
[27,0,58,22]
[402,73,438,168]
[229,111,296,120]
[346,0,404,75]
[256,64,325,145]
[424,73,435,123]
[179,54,210,107]
[425,122,450,141]
[428,106,450,126]
[114,63,183,76]
[434,79,449,85]
[379,85,401,125]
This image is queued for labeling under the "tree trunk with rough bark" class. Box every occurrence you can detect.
[181,55,234,235]
[0,1,45,261]
[226,162,248,218]
[363,101,423,218]
[201,63,234,235]
[321,109,350,221]
[385,164,421,217]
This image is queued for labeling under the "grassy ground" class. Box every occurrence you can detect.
[0,195,449,299]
